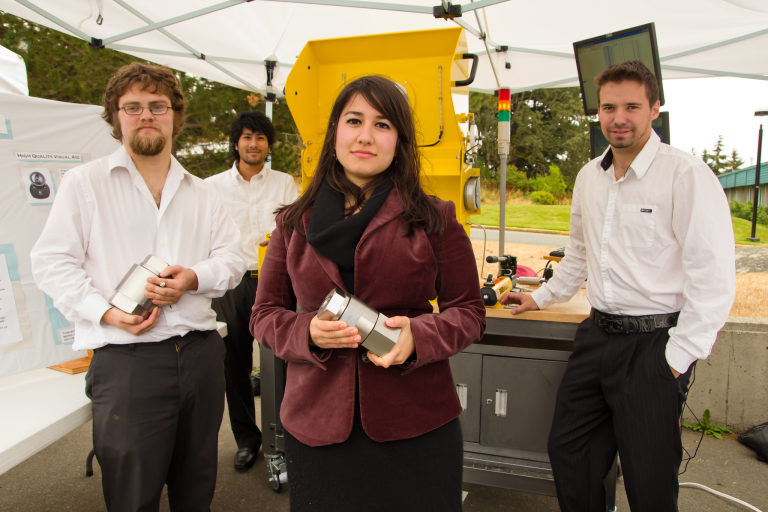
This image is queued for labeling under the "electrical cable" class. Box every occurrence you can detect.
[466,222,487,279]
[675,365,762,511]
[420,66,443,147]
[678,483,762,512]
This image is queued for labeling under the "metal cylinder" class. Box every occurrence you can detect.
[109,255,169,316]
[317,288,401,357]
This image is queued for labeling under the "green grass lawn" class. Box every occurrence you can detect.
[474,204,571,232]
[732,217,768,246]
[475,205,768,246]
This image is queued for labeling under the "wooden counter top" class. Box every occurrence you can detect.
[485,286,590,323]
[433,285,591,324]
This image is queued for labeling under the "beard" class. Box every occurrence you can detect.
[240,151,267,167]
[129,125,167,156]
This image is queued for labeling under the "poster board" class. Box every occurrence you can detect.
[0,92,119,378]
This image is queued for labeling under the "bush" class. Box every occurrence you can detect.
[730,200,768,225]
[530,190,557,205]
[529,164,567,199]
[505,167,530,191]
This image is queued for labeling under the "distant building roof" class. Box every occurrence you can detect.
[718,162,768,189]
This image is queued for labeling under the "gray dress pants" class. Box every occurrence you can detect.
[85,329,226,512]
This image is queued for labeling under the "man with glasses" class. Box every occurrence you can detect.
[205,110,298,471]
[31,62,246,512]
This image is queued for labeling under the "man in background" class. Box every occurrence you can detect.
[502,60,735,511]
[205,110,299,470]
[31,62,245,511]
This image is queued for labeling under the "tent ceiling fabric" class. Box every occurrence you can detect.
[1,0,767,95]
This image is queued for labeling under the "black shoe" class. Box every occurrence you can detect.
[234,447,257,471]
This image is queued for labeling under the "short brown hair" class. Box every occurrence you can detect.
[101,62,186,140]
[595,60,659,107]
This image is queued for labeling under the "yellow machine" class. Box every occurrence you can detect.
[284,27,481,235]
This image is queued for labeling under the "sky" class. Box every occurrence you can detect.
[660,77,768,169]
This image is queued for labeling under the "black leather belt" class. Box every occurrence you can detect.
[589,308,679,335]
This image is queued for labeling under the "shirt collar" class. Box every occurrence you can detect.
[230,161,269,183]
[107,145,188,180]
[599,130,660,180]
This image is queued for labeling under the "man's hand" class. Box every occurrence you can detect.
[499,292,540,314]
[101,306,160,336]
[670,366,680,379]
[367,316,415,368]
[258,239,270,247]
[309,316,360,349]
[144,265,198,306]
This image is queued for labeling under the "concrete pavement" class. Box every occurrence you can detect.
[470,227,569,248]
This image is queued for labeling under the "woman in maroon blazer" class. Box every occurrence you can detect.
[251,75,485,511]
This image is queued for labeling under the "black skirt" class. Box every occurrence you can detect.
[284,399,464,512]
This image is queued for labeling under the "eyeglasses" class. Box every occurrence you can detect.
[118,105,171,116]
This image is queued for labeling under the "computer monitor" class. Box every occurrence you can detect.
[574,23,665,116]
[589,112,670,160]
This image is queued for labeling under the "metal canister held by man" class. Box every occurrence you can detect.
[317,288,401,356]
[109,255,169,316]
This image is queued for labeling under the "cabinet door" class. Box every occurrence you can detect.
[449,352,482,443]
[480,356,567,453]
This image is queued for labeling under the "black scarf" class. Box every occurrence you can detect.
[306,179,393,294]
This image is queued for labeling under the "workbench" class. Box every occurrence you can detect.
[451,286,617,510]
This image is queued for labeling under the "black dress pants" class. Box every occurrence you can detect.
[547,318,693,512]
[211,274,262,450]
[85,330,226,512]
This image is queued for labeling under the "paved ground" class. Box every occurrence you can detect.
[1,398,766,511]
[736,246,768,273]
[470,227,569,248]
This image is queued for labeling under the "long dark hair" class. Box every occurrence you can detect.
[278,75,444,237]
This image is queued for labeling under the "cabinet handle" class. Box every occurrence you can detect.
[495,389,508,417]
[456,384,468,411]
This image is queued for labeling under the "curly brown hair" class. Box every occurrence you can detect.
[101,62,186,141]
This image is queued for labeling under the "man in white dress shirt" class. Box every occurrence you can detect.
[502,61,735,512]
[205,110,298,470]
[30,63,246,512]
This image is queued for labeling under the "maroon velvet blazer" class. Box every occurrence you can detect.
[250,189,486,447]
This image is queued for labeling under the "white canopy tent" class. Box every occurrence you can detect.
[0,0,766,98]
[0,45,28,96]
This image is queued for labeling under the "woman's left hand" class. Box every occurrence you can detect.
[367,316,415,368]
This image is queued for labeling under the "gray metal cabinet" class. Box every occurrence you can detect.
[479,356,566,453]
[448,352,483,443]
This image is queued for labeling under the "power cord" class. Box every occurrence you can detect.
[677,365,763,511]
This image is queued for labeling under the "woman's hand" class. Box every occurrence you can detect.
[309,316,360,349]
[367,316,415,368]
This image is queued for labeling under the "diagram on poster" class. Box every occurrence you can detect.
[19,167,56,205]
[0,254,23,345]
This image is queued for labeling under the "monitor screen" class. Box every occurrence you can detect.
[574,23,665,116]
[589,112,670,160]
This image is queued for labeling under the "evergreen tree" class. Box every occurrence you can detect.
[727,148,745,173]
[470,88,589,187]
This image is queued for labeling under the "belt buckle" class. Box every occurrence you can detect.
[249,270,259,279]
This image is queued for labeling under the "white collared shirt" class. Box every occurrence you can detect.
[205,163,298,270]
[532,131,735,373]
[30,146,247,351]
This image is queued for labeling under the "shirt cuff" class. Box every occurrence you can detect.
[80,293,114,326]
[188,263,214,295]
[530,285,554,310]
[665,338,696,375]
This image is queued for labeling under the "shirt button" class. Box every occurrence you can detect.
[160,243,165,247]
